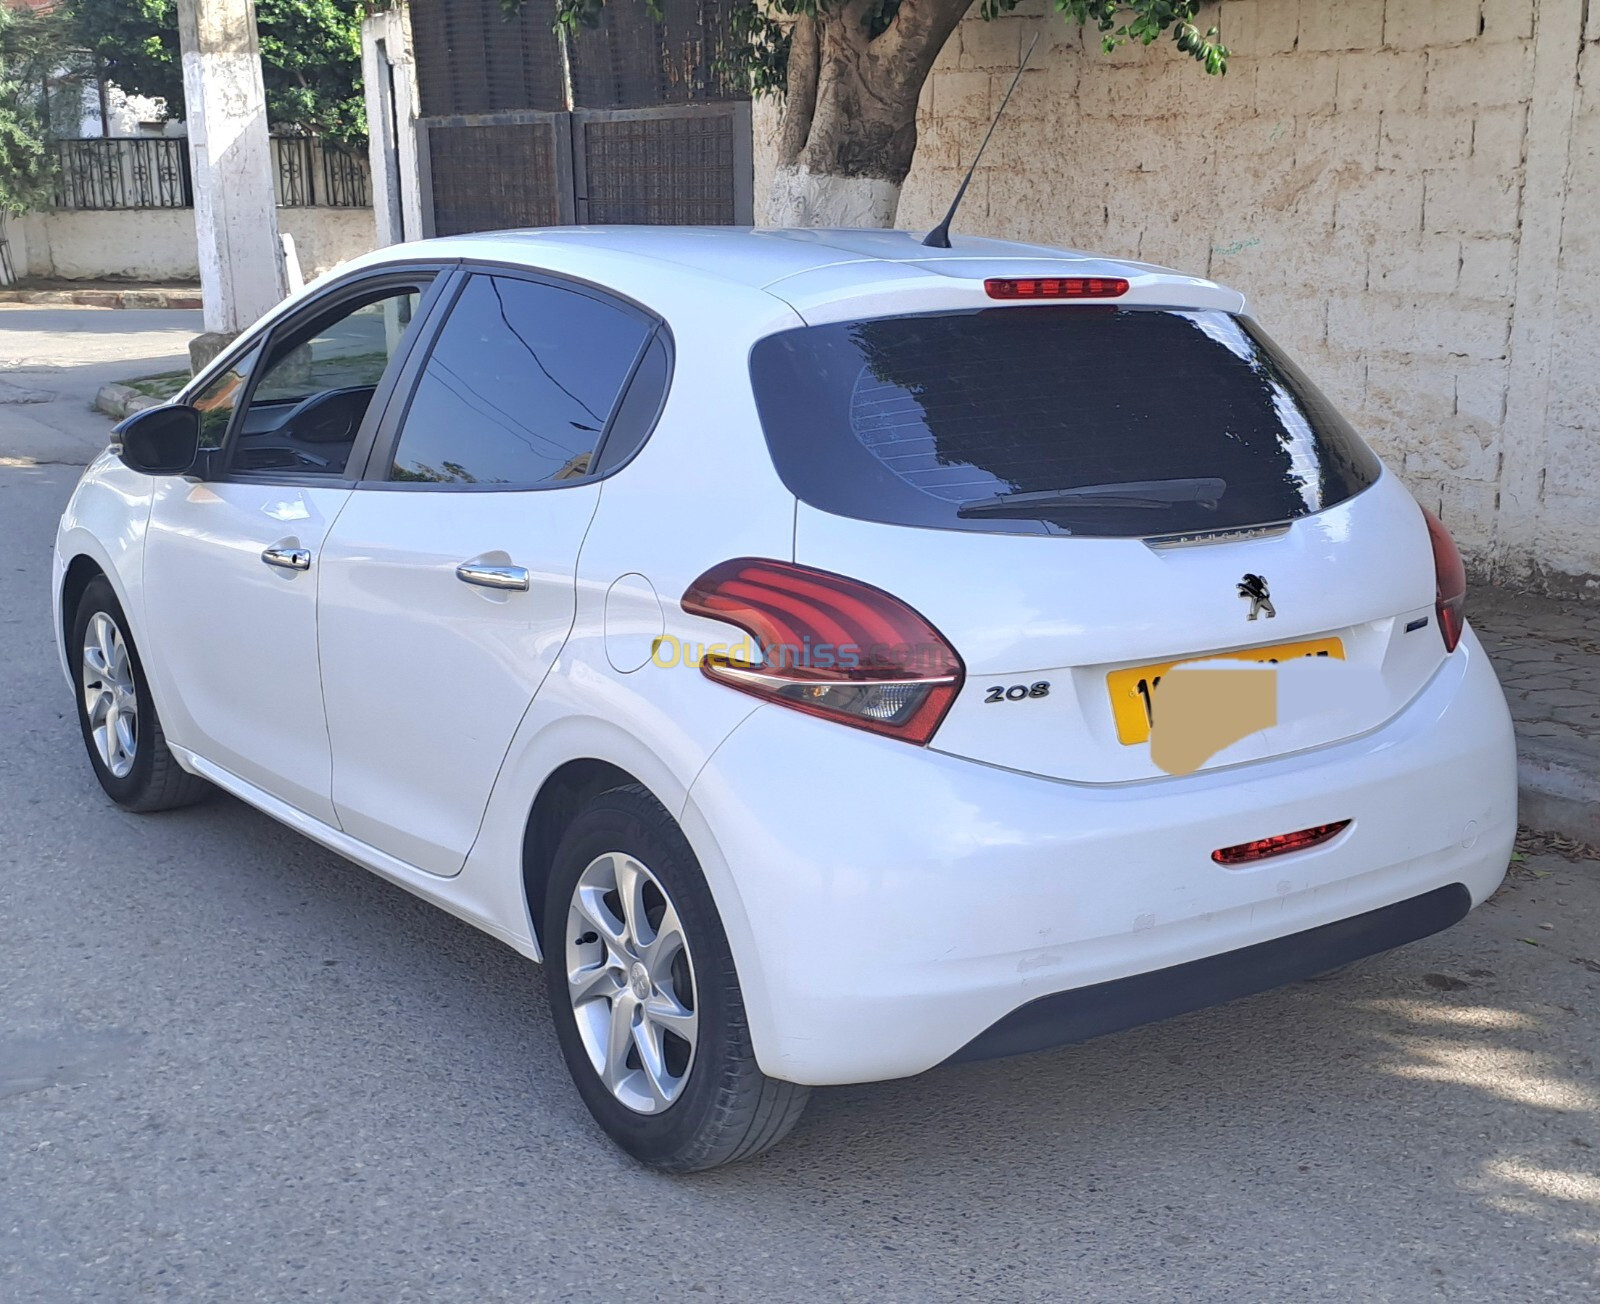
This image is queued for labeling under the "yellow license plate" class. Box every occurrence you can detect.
[1107,637,1345,745]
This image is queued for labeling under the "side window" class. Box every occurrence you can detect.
[593,332,670,476]
[228,285,427,477]
[191,343,262,450]
[389,274,651,486]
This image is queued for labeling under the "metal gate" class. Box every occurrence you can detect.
[418,105,752,236]
[409,0,753,236]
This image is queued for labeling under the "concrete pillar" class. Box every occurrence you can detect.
[361,7,425,247]
[177,0,285,359]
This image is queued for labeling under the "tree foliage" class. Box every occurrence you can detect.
[67,0,367,139]
[521,0,1226,221]
[0,4,81,214]
[540,0,1227,96]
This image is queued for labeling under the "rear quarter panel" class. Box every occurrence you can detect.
[454,274,806,960]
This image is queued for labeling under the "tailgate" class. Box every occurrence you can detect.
[793,473,1446,782]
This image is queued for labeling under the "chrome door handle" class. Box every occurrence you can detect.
[455,562,530,592]
[261,546,312,572]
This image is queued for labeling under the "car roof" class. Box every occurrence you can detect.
[336,226,1248,323]
[405,226,1171,288]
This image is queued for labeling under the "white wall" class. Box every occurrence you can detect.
[78,82,173,138]
[16,207,376,284]
[756,0,1600,593]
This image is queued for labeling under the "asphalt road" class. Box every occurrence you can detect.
[0,305,202,465]
[3,349,1600,1299]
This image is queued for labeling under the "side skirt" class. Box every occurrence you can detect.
[173,746,540,961]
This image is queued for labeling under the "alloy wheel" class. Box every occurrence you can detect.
[565,851,699,1114]
[81,611,138,779]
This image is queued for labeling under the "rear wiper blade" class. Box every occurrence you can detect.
[956,478,1226,519]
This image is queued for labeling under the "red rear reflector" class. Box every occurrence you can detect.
[1420,505,1466,653]
[985,276,1129,300]
[1212,821,1351,866]
[682,559,964,746]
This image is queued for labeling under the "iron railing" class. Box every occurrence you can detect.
[50,136,370,211]
[271,136,371,208]
[53,137,192,210]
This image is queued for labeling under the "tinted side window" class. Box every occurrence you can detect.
[593,332,670,476]
[390,275,651,486]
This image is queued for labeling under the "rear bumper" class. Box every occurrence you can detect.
[680,628,1516,1086]
[948,882,1470,1064]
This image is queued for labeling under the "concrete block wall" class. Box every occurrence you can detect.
[756,0,1599,594]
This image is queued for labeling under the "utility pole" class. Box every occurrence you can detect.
[176,0,285,370]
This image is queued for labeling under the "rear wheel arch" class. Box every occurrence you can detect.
[521,759,638,950]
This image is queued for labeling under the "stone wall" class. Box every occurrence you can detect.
[755,0,1600,594]
[14,207,376,286]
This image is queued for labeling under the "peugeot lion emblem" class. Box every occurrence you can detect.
[1237,573,1276,621]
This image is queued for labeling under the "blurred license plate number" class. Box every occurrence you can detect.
[1107,638,1345,745]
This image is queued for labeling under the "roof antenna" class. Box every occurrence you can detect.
[922,31,1040,249]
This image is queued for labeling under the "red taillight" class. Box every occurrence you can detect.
[1212,821,1351,866]
[681,559,964,745]
[985,276,1129,300]
[1421,506,1466,653]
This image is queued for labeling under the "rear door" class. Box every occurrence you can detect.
[315,268,664,876]
[752,302,1445,781]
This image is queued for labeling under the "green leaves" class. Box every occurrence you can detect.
[0,4,79,214]
[509,0,1226,99]
[64,0,367,140]
[1054,2,1227,72]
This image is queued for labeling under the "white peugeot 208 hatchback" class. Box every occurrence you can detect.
[55,228,1517,1170]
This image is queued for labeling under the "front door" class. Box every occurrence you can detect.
[316,269,660,875]
[142,275,439,823]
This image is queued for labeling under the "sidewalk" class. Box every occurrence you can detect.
[0,279,202,310]
[1471,584,1600,847]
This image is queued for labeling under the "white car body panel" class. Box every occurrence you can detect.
[53,226,1517,1090]
[765,258,1246,325]
[316,483,603,876]
[53,451,157,684]
[792,470,1451,783]
[682,629,1514,1084]
[141,478,351,824]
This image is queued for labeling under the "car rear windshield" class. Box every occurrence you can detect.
[749,306,1381,539]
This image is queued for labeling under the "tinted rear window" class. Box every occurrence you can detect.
[749,307,1381,538]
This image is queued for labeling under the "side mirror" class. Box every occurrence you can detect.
[113,405,202,476]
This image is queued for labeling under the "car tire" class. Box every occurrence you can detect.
[71,576,209,813]
[543,784,809,1172]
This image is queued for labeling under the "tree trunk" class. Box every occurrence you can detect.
[765,165,904,227]
[765,0,971,229]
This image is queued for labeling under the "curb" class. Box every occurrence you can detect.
[93,383,163,421]
[1518,738,1600,847]
[0,287,203,310]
